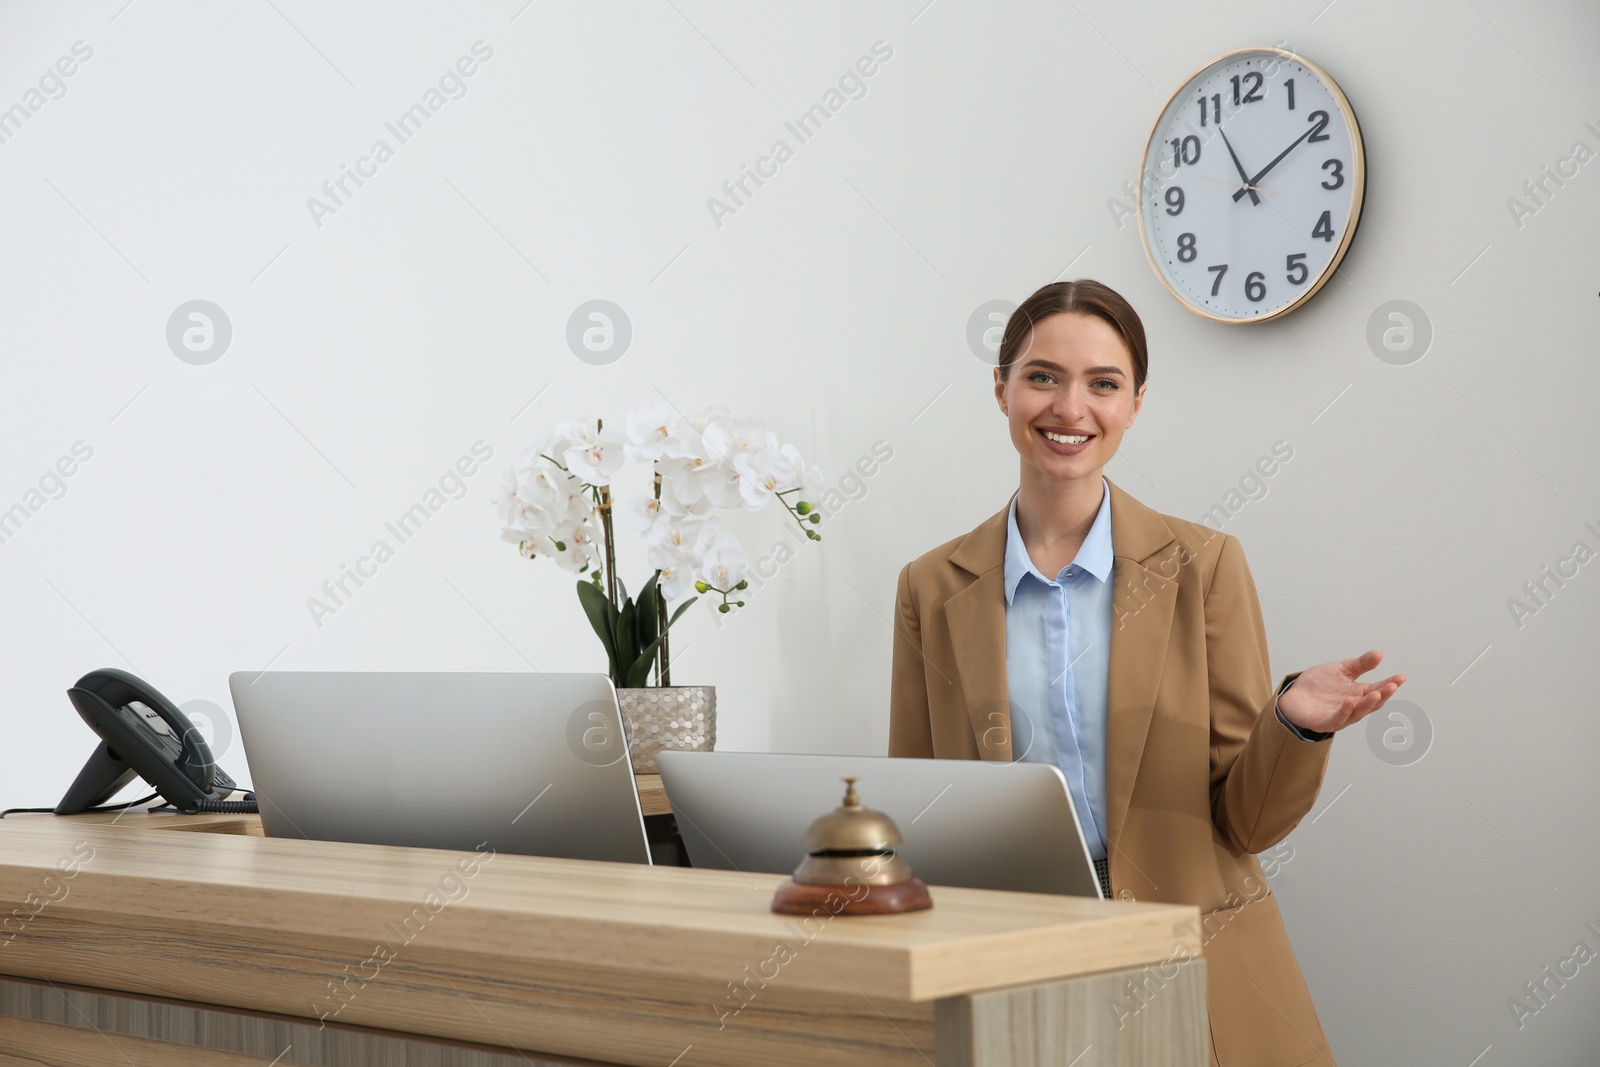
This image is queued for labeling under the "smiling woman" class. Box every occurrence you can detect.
[888,278,1407,1067]
[992,283,1149,576]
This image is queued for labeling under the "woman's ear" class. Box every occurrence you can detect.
[1126,383,1152,428]
[993,367,1007,416]
[1127,382,1146,426]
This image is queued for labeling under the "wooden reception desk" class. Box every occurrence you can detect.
[0,811,1207,1066]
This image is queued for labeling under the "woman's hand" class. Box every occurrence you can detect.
[1278,649,1406,735]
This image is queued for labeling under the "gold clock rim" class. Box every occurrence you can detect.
[1134,46,1367,326]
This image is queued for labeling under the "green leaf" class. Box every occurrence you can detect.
[635,574,659,651]
[615,575,628,604]
[625,635,667,688]
[616,598,639,666]
[576,580,621,678]
[666,595,698,629]
[633,575,662,687]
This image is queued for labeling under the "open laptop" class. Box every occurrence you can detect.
[655,751,1103,898]
[228,671,651,864]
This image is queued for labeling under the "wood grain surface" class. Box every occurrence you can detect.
[633,773,670,816]
[0,813,1202,1067]
[0,1015,285,1067]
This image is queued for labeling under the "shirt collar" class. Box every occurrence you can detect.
[1004,477,1114,605]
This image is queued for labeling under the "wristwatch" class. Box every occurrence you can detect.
[1274,674,1332,743]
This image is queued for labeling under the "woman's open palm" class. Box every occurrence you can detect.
[1278,649,1406,735]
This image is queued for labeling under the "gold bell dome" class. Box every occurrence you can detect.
[771,775,934,915]
[792,776,916,888]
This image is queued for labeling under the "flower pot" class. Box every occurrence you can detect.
[615,686,716,774]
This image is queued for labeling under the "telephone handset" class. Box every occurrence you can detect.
[56,667,248,814]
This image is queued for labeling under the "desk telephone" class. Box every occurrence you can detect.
[57,667,253,815]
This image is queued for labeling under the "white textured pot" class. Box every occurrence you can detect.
[615,686,716,774]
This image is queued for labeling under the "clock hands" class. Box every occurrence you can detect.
[1218,129,1262,206]
[1232,123,1318,203]
[1180,171,1276,195]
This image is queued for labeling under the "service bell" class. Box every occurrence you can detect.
[771,776,932,915]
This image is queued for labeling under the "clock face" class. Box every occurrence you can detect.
[1138,49,1364,324]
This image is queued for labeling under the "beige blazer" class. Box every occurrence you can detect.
[889,477,1337,1067]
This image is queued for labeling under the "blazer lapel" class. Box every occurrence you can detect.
[940,479,1181,851]
[1101,479,1180,853]
[945,494,1015,760]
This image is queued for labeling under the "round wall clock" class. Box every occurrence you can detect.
[1137,47,1365,324]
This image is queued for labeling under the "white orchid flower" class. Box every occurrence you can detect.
[516,462,569,514]
[800,461,825,501]
[505,408,821,613]
[514,504,553,537]
[685,405,736,435]
[544,520,601,573]
[563,490,598,529]
[620,493,664,533]
[702,416,773,466]
[777,444,814,492]
[497,476,559,539]
[495,469,524,526]
[563,432,625,485]
[534,425,580,467]
[732,446,800,510]
[647,514,716,558]
[651,546,700,600]
[657,452,720,510]
[698,461,745,510]
[623,401,696,463]
[552,416,599,445]
[690,521,723,557]
[697,531,748,590]
[673,428,719,470]
[659,476,716,518]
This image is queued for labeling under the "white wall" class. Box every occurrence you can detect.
[2,2,1597,1062]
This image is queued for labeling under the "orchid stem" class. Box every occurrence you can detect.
[654,468,670,687]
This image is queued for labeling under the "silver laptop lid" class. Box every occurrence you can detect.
[656,751,1102,897]
[228,671,650,865]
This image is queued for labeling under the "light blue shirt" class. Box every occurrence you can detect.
[1003,481,1327,865]
[1003,478,1115,862]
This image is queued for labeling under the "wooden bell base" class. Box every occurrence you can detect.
[771,876,933,915]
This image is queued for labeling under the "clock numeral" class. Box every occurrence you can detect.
[1285,78,1295,110]
[1321,159,1344,190]
[1306,110,1331,143]
[1196,93,1221,126]
[1164,186,1185,215]
[1206,264,1228,296]
[1311,210,1335,242]
[1169,135,1201,168]
[1230,71,1264,106]
[1286,253,1308,286]
[1176,232,1197,262]
[1245,271,1267,303]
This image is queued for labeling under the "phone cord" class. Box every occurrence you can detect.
[191,794,258,814]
